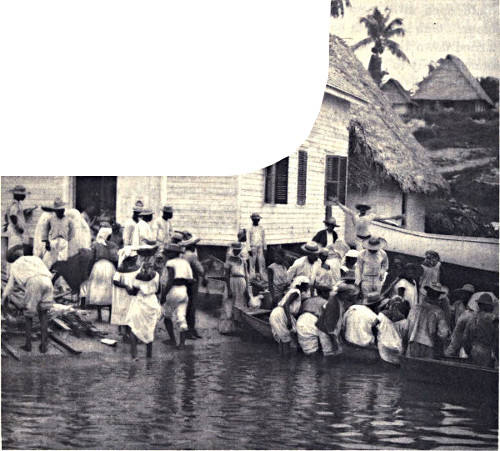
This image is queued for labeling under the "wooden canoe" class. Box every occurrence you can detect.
[234,306,387,363]
[400,355,498,393]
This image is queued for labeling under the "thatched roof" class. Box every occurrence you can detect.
[381,78,415,105]
[329,35,448,194]
[413,55,494,105]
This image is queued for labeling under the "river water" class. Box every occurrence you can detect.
[2,338,498,450]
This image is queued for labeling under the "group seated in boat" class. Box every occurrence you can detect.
[240,235,499,369]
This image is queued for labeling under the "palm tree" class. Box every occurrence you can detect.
[352,7,409,85]
[330,0,351,18]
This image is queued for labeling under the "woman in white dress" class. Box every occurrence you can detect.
[125,246,162,359]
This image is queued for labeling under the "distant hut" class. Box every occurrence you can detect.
[329,35,448,242]
[413,55,494,113]
[380,78,417,115]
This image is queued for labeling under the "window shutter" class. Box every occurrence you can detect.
[274,157,289,204]
[264,165,274,203]
[297,150,307,205]
[339,157,347,204]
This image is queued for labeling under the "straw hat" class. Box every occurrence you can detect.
[336,283,359,297]
[452,284,475,298]
[42,197,66,211]
[9,185,30,195]
[133,244,158,257]
[476,293,495,306]
[355,204,371,211]
[424,282,447,296]
[250,212,262,220]
[138,208,153,217]
[183,236,201,247]
[132,200,144,213]
[364,292,382,306]
[345,249,360,259]
[163,243,184,254]
[323,217,339,227]
[362,236,387,251]
[301,241,320,254]
[162,205,173,214]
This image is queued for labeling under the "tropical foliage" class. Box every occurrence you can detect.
[352,7,409,85]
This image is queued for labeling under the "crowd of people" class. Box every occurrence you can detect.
[2,185,499,368]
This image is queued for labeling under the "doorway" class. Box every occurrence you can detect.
[75,176,117,220]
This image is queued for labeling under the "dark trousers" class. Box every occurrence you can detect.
[186,280,198,331]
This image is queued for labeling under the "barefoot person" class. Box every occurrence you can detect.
[2,246,53,353]
[248,213,267,280]
[332,200,404,250]
[5,185,37,255]
[356,237,389,298]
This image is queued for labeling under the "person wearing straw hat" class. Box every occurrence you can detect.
[269,276,311,354]
[39,198,74,268]
[4,185,37,254]
[448,283,475,330]
[404,282,450,359]
[182,234,208,339]
[122,200,144,246]
[286,242,320,289]
[332,199,404,250]
[152,205,174,247]
[219,242,251,334]
[161,243,194,347]
[461,293,498,368]
[2,245,53,353]
[312,217,340,248]
[248,212,267,280]
[356,237,389,299]
[132,207,156,247]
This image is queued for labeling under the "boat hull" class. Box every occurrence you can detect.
[401,355,498,394]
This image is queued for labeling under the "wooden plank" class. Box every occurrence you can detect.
[2,342,21,361]
[51,318,71,331]
[49,333,82,355]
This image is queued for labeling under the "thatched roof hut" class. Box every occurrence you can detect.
[328,35,448,194]
[413,55,494,112]
[381,78,415,105]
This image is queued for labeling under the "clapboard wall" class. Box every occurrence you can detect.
[165,176,239,245]
[237,93,350,245]
[1,176,68,245]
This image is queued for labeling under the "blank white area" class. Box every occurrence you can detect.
[0,0,330,176]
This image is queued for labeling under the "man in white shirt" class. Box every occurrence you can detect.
[152,205,174,246]
[248,212,267,280]
[123,200,144,246]
[287,242,321,291]
[5,185,37,254]
[132,208,156,246]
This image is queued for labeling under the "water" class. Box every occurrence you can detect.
[2,339,498,449]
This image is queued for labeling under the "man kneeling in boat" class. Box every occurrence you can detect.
[2,245,54,353]
[342,292,382,348]
[296,274,335,356]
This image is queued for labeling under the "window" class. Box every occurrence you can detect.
[297,150,307,205]
[325,155,347,204]
[401,193,408,227]
[264,157,289,204]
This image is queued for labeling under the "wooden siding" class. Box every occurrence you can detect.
[237,94,350,245]
[1,176,68,242]
[165,176,238,245]
[116,176,162,226]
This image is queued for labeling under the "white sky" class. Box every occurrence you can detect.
[331,0,500,91]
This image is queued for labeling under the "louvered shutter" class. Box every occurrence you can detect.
[339,157,347,204]
[297,150,307,205]
[264,165,274,203]
[274,157,289,204]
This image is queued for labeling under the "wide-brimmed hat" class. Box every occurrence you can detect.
[452,284,475,298]
[301,241,320,254]
[183,236,201,247]
[9,185,30,195]
[250,212,261,220]
[364,292,382,306]
[425,282,447,296]
[162,205,173,214]
[476,293,495,306]
[163,243,184,254]
[132,200,144,212]
[171,232,185,243]
[362,236,387,251]
[323,217,339,227]
[43,197,66,211]
[6,244,24,263]
[336,283,359,297]
[355,204,371,211]
[138,208,153,217]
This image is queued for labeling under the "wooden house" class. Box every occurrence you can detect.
[380,78,417,115]
[1,35,446,253]
[413,55,494,113]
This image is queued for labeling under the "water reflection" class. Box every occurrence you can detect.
[2,340,498,449]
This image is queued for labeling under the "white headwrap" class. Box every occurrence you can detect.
[95,227,112,246]
[118,246,138,267]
